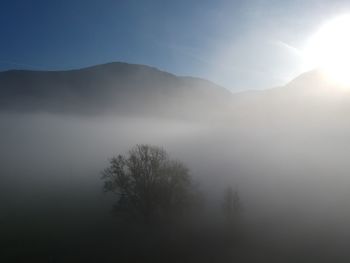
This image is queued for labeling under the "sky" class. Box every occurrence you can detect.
[1,0,350,91]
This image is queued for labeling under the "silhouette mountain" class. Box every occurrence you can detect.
[230,69,350,128]
[0,62,233,119]
[2,63,348,123]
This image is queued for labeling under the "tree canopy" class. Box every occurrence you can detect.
[102,144,193,222]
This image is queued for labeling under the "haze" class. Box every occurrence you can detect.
[2,1,350,262]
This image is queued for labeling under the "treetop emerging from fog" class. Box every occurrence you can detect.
[102,144,194,222]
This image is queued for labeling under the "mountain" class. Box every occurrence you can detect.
[2,62,348,124]
[229,69,350,128]
[0,62,233,119]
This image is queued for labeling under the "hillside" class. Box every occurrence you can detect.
[229,69,350,128]
[0,62,233,119]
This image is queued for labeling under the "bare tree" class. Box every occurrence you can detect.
[222,186,242,224]
[102,144,193,222]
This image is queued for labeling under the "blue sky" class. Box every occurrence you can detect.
[1,0,350,91]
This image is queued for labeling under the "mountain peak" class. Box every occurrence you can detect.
[0,62,233,119]
[285,69,330,89]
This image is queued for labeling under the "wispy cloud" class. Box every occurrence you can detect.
[273,40,303,57]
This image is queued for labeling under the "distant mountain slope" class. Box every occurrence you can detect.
[230,69,350,125]
[220,70,350,132]
[0,62,233,119]
[3,62,347,124]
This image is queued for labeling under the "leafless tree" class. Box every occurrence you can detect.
[222,186,242,223]
[102,144,193,222]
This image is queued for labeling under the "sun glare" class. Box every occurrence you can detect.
[303,15,350,86]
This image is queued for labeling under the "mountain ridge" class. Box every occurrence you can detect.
[1,62,348,122]
[0,62,233,119]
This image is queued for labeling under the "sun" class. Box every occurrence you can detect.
[303,15,350,86]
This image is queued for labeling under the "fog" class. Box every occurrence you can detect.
[3,66,350,261]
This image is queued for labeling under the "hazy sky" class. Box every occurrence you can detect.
[1,0,350,91]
